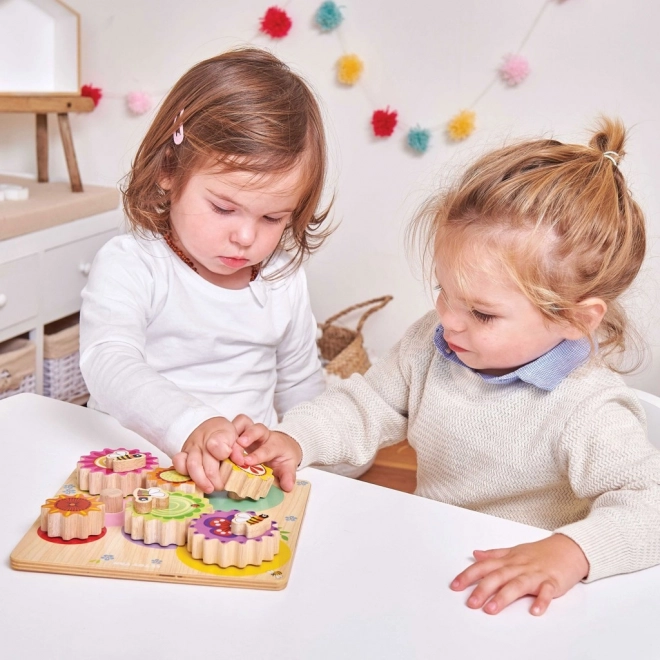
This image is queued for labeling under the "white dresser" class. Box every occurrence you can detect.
[0,175,122,393]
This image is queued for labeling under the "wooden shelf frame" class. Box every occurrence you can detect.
[0,94,94,193]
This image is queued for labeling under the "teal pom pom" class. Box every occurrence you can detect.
[407,127,431,154]
[315,1,344,32]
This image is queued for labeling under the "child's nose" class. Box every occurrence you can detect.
[436,296,465,332]
[230,219,256,246]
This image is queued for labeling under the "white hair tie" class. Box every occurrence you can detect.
[603,151,619,167]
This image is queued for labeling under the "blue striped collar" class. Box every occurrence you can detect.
[433,325,591,391]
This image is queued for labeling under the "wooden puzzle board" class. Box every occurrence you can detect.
[11,469,311,591]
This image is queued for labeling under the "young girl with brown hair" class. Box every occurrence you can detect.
[233,118,660,615]
[80,47,352,492]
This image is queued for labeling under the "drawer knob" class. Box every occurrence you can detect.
[0,293,6,309]
[79,262,91,276]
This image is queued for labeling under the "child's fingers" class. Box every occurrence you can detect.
[481,573,552,615]
[275,464,297,492]
[242,443,277,467]
[202,451,224,493]
[450,556,506,591]
[530,580,556,616]
[229,443,247,466]
[232,414,254,436]
[172,451,189,475]
[184,446,214,494]
[464,566,522,610]
[473,548,509,560]
[236,423,269,449]
[206,432,234,462]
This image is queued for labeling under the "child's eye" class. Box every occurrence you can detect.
[263,215,286,224]
[471,309,495,323]
[211,204,232,215]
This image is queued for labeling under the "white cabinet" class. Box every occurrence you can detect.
[0,254,39,329]
[42,228,118,322]
[0,208,123,392]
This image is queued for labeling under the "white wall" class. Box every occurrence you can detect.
[1,0,658,392]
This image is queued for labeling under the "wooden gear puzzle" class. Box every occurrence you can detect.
[11,448,311,590]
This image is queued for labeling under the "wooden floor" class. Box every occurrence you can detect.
[358,440,417,494]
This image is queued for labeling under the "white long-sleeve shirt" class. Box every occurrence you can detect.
[276,311,660,582]
[80,233,324,457]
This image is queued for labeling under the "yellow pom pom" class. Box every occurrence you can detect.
[336,54,364,85]
[447,110,476,141]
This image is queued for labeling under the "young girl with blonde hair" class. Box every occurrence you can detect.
[233,118,660,615]
[80,47,366,492]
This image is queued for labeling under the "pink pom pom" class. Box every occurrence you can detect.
[126,91,152,115]
[499,54,530,87]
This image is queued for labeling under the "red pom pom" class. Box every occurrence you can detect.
[260,6,292,38]
[371,108,398,137]
[81,84,103,107]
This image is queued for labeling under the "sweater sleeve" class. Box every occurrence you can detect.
[554,387,660,582]
[272,267,325,418]
[79,238,219,457]
[273,315,430,468]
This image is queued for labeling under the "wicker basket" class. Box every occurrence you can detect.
[317,296,393,378]
[0,338,37,400]
[43,317,88,404]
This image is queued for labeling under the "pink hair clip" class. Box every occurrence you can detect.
[173,109,184,145]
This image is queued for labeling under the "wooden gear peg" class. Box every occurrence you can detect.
[105,450,147,473]
[230,512,272,539]
[132,488,170,514]
[99,488,124,514]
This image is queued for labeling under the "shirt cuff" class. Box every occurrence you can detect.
[273,417,327,468]
[555,512,629,582]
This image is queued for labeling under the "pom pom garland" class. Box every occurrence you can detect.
[336,54,364,85]
[260,6,293,38]
[499,54,530,86]
[447,110,476,141]
[315,1,344,32]
[407,127,431,153]
[81,84,102,108]
[126,91,152,115]
[371,108,398,137]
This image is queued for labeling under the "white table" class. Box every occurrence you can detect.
[2,394,659,660]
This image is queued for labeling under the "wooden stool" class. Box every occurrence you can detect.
[0,94,94,193]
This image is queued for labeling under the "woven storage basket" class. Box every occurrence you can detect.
[0,338,37,400]
[317,296,393,378]
[43,318,88,403]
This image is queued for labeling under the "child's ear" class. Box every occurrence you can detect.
[563,298,608,339]
[159,175,172,191]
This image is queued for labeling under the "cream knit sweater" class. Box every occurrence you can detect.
[276,312,660,582]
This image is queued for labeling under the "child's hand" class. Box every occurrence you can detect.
[232,414,303,492]
[450,534,589,616]
[172,416,238,494]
